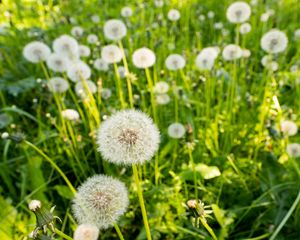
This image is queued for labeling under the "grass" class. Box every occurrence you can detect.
[0,0,300,239]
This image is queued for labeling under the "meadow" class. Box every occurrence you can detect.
[0,0,300,239]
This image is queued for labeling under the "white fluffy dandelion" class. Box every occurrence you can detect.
[280,120,298,136]
[93,58,109,71]
[156,94,171,105]
[165,54,186,71]
[73,224,99,240]
[168,9,181,21]
[226,1,251,23]
[97,109,160,165]
[240,22,251,34]
[153,81,169,94]
[101,88,112,99]
[75,80,97,98]
[23,41,51,63]
[71,26,84,37]
[67,61,91,82]
[48,77,69,93]
[121,6,133,18]
[222,44,243,61]
[132,47,156,69]
[91,15,100,23]
[242,49,251,58]
[286,143,300,158]
[53,35,79,59]
[154,0,164,7]
[294,29,300,39]
[103,19,127,41]
[196,53,215,70]
[78,45,91,57]
[46,53,70,72]
[72,174,129,229]
[168,123,186,139]
[101,45,123,64]
[261,29,288,54]
[61,109,80,121]
[87,34,98,44]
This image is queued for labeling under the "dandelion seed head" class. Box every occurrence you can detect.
[93,58,109,71]
[101,45,123,64]
[222,44,242,61]
[156,93,171,105]
[286,143,300,158]
[153,81,169,94]
[72,174,128,229]
[47,77,69,93]
[132,47,156,68]
[280,120,298,136]
[28,200,42,211]
[87,34,98,44]
[46,53,70,72]
[168,9,181,21]
[101,88,112,99]
[53,35,79,59]
[71,26,84,37]
[73,224,99,240]
[75,80,97,98]
[61,109,80,121]
[240,22,251,34]
[97,109,160,165]
[91,15,100,23]
[23,41,51,63]
[67,61,91,82]
[261,29,288,54]
[168,123,186,139]
[165,54,186,71]
[121,6,133,18]
[226,1,251,23]
[79,45,91,57]
[104,19,127,41]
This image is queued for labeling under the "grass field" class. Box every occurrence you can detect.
[0,0,300,239]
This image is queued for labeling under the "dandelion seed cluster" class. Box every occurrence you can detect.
[72,174,129,229]
[97,109,160,165]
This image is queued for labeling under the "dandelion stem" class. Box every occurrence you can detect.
[114,63,126,109]
[24,140,77,195]
[55,228,73,240]
[199,217,218,240]
[132,164,152,240]
[114,223,125,240]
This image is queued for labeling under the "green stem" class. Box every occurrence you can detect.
[114,63,126,109]
[114,223,125,240]
[132,165,152,240]
[24,140,77,195]
[270,188,300,240]
[55,228,73,240]
[199,217,217,240]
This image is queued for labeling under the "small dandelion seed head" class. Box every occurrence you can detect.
[97,109,160,165]
[87,34,98,44]
[132,47,156,69]
[46,53,70,72]
[168,123,186,139]
[226,1,251,23]
[71,26,84,37]
[286,143,300,158]
[47,77,69,93]
[93,58,109,71]
[78,45,91,57]
[23,41,51,63]
[75,80,97,98]
[61,109,80,121]
[153,81,170,94]
[101,45,123,64]
[156,93,171,105]
[104,19,127,41]
[261,29,288,54]
[165,54,186,71]
[121,6,133,18]
[53,34,79,59]
[168,9,181,21]
[222,44,243,61]
[280,120,298,136]
[67,61,91,82]
[72,174,129,230]
[73,224,99,240]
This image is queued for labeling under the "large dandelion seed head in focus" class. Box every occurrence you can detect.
[104,19,127,41]
[226,1,251,23]
[261,29,288,54]
[132,47,156,69]
[72,175,129,230]
[23,41,51,63]
[101,45,123,64]
[97,109,160,165]
[165,54,186,71]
